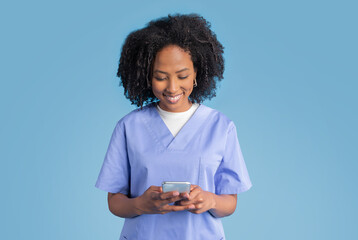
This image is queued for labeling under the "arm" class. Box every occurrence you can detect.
[107,186,195,218]
[209,193,237,218]
[108,192,141,218]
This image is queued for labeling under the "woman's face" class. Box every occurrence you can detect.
[151,45,197,112]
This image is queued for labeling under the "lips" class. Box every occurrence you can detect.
[164,93,183,104]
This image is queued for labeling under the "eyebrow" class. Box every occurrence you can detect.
[153,68,189,74]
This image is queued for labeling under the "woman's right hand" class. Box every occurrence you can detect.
[135,186,195,215]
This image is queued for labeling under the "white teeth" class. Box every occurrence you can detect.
[165,94,182,103]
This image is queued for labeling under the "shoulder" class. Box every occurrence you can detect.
[115,103,156,129]
[199,104,235,131]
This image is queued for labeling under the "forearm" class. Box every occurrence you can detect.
[107,192,142,218]
[209,194,237,218]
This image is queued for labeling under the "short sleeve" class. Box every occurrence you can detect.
[95,121,130,194]
[214,124,252,195]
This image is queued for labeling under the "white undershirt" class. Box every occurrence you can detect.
[156,103,200,137]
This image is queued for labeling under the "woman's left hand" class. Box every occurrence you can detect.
[178,185,216,214]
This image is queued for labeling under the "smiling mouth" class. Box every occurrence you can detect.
[164,93,183,103]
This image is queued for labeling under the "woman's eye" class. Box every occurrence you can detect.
[155,77,166,81]
[179,76,188,79]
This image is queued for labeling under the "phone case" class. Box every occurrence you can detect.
[162,181,191,193]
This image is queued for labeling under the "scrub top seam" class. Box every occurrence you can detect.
[165,113,211,152]
[142,106,168,151]
[166,105,215,152]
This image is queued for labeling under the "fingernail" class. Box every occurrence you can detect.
[173,191,179,196]
[189,205,195,209]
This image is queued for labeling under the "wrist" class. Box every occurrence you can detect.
[209,192,217,210]
[133,196,144,216]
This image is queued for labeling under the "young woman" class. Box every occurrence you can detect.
[95,13,252,240]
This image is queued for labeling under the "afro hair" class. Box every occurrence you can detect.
[117,13,225,107]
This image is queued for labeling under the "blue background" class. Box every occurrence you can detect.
[1,0,357,239]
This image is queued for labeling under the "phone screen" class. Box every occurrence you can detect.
[162,181,191,193]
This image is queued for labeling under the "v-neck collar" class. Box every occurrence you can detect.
[143,103,213,151]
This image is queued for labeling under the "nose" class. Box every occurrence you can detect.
[166,78,179,93]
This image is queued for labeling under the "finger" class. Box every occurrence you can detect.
[150,191,161,200]
[178,196,203,206]
[188,187,202,199]
[180,192,190,200]
[165,204,196,212]
[149,186,162,200]
[189,209,203,214]
[162,193,194,205]
[188,203,206,214]
[179,189,203,205]
[188,205,201,214]
[152,190,178,200]
[149,185,162,192]
[190,184,198,191]
[161,194,189,205]
[195,203,203,209]
[159,191,180,200]
[158,209,170,215]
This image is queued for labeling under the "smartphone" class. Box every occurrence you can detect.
[162,181,191,193]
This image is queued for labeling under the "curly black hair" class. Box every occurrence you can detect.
[117,13,224,107]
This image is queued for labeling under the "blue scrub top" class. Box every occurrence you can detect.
[95,103,252,240]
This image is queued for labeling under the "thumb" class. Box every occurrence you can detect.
[149,185,162,192]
